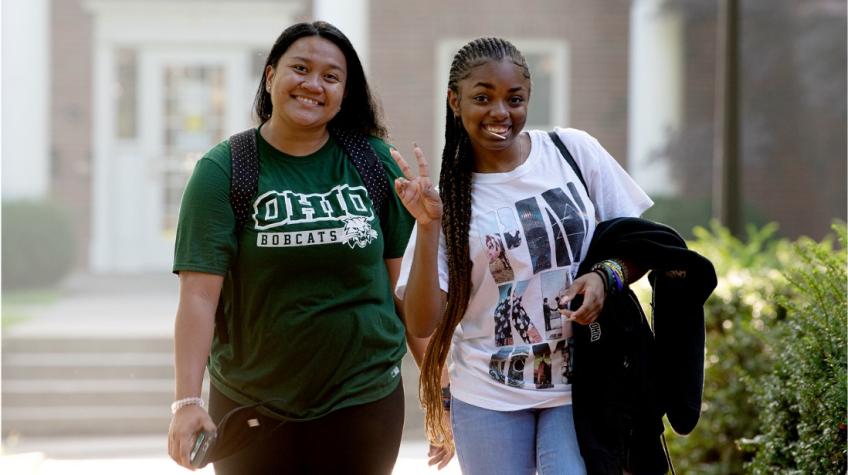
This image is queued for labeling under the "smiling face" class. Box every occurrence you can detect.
[265,35,347,132]
[449,58,531,155]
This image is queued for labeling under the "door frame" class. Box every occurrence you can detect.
[85,0,302,272]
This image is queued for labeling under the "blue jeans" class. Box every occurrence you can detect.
[451,397,586,475]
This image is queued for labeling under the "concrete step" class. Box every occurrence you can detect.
[1,379,185,407]
[3,352,173,380]
[0,435,172,460]
[2,406,172,437]
[1,337,173,354]
[0,334,426,439]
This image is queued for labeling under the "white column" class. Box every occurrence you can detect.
[313,0,369,70]
[628,0,682,195]
[1,0,50,200]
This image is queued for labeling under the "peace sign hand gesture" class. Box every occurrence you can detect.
[390,144,443,226]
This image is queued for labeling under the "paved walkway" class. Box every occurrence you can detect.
[0,440,458,474]
[3,273,179,338]
[1,273,459,474]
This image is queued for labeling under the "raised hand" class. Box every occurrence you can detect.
[390,145,443,225]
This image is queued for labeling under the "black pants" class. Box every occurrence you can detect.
[209,381,405,475]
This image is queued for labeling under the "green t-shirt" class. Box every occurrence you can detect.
[173,129,415,419]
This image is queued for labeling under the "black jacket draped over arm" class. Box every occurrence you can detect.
[572,218,717,475]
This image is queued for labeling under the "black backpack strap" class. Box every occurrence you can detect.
[216,128,258,345]
[548,130,589,197]
[229,129,260,232]
[331,128,390,230]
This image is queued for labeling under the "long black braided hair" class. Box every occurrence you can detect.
[420,37,531,447]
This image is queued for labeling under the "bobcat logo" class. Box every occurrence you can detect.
[341,216,378,249]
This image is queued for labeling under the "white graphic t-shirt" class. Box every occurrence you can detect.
[397,128,653,411]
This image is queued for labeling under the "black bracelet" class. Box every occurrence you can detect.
[441,385,451,411]
[591,268,609,295]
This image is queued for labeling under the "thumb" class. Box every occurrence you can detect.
[202,416,217,433]
[394,177,407,194]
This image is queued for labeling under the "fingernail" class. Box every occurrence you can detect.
[413,142,419,148]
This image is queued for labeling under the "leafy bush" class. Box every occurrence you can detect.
[2,200,77,290]
[647,221,847,474]
[745,223,847,474]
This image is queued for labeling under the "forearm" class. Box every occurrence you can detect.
[403,221,446,338]
[406,333,429,368]
[174,273,221,400]
[395,284,429,368]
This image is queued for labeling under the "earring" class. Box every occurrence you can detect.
[265,83,271,92]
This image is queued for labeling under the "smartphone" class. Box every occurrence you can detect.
[190,430,217,468]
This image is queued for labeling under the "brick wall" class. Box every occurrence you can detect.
[368,0,631,170]
[678,1,846,239]
[51,0,93,266]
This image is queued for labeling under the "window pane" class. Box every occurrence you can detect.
[161,64,227,233]
[525,52,554,129]
[115,48,137,139]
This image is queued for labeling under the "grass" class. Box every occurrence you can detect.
[1,288,61,328]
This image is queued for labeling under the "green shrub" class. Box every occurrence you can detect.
[745,223,847,474]
[648,221,847,474]
[2,200,77,290]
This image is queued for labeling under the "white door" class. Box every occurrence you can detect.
[102,49,252,272]
[85,1,300,274]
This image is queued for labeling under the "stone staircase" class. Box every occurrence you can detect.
[2,336,180,438]
[1,334,425,440]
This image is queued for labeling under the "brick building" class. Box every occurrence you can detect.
[3,0,843,276]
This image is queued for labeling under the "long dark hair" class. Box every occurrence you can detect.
[253,21,387,138]
[420,37,531,448]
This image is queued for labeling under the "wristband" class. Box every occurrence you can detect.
[591,260,625,294]
[171,396,206,415]
[441,386,451,411]
[591,269,609,294]
[608,258,629,285]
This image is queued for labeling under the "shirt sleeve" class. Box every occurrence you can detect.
[555,127,654,220]
[172,144,238,276]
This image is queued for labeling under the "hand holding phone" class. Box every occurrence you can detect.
[190,429,218,468]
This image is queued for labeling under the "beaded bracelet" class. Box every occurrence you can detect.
[591,260,625,294]
[608,258,629,285]
[170,396,206,415]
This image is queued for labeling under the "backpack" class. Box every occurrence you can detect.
[548,130,589,198]
[228,127,390,232]
[214,127,391,344]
